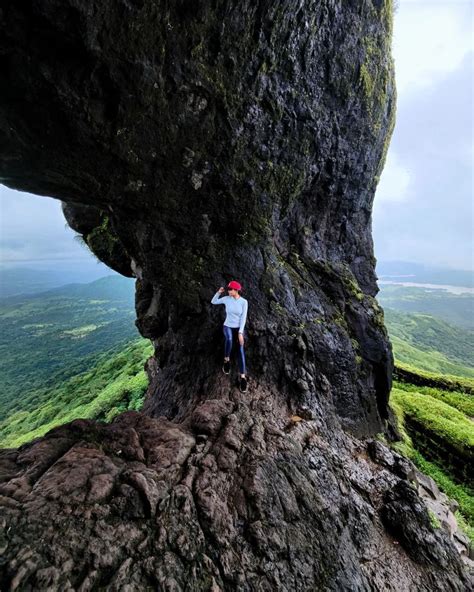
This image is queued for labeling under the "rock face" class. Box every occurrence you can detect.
[0,0,470,589]
[1,0,394,436]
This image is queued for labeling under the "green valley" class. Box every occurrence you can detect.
[0,275,153,448]
[0,275,138,421]
[0,338,153,448]
[381,291,474,544]
[378,284,473,329]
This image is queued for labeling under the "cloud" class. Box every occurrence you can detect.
[373,0,473,269]
[375,152,411,203]
[394,0,473,96]
[0,239,25,249]
[373,50,473,268]
[0,186,94,264]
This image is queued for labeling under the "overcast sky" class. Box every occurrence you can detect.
[373,0,473,269]
[0,0,472,272]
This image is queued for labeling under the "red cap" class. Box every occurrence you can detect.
[227,280,242,290]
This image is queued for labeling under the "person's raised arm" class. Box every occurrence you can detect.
[239,299,248,333]
[211,286,226,304]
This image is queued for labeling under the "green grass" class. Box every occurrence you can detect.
[390,392,474,543]
[390,336,474,379]
[0,338,153,448]
[412,451,474,522]
[394,381,474,417]
[394,361,474,393]
[428,508,441,530]
[455,510,474,545]
[385,309,474,367]
[390,388,474,456]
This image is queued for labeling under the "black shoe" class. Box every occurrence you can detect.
[222,360,230,374]
[239,376,248,393]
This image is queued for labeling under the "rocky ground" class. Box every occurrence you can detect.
[1,385,471,590]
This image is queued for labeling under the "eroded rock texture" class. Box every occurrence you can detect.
[1,0,470,590]
[0,400,470,591]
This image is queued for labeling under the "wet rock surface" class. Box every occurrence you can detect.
[1,403,471,591]
[0,0,395,436]
[0,1,471,590]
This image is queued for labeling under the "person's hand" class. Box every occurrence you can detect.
[238,333,244,346]
[218,287,225,294]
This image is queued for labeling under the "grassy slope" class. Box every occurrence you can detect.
[394,381,474,417]
[390,388,473,458]
[390,388,474,542]
[383,294,474,542]
[0,338,153,448]
[383,307,474,378]
[0,276,153,449]
[385,309,473,367]
[394,361,474,394]
[377,284,473,329]
[0,276,138,421]
[390,336,474,378]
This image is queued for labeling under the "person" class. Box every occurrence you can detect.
[211,280,248,393]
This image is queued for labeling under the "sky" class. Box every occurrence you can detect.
[0,187,111,277]
[372,0,473,269]
[0,0,472,273]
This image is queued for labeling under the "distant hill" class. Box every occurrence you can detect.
[0,267,70,297]
[384,309,474,370]
[388,335,474,379]
[378,284,473,330]
[0,265,116,298]
[0,275,138,422]
[0,338,153,448]
[376,261,473,289]
[377,281,474,377]
[4,274,136,302]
